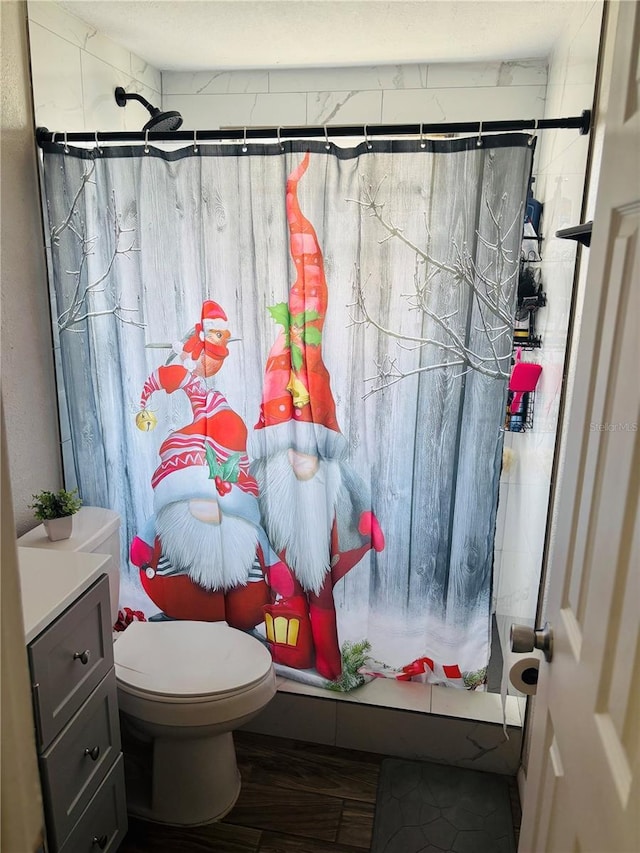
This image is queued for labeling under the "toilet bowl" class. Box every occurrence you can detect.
[114,619,276,825]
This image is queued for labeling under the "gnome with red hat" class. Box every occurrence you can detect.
[130,301,294,630]
[251,153,385,681]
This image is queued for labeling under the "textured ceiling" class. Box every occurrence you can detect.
[57,1,581,71]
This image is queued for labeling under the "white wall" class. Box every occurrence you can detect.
[27,0,162,133]
[162,60,547,128]
[1,0,62,535]
[493,1,603,642]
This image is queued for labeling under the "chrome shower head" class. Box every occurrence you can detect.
[115,86,183,132]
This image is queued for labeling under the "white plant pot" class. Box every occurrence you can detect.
[43,516,73,542]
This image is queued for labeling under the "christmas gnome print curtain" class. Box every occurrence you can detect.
[42,136,532,691]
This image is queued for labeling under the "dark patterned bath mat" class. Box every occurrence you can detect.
[371,758,516,853]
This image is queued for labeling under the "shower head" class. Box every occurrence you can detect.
[115,86,183,132]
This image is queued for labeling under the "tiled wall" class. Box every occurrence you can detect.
[243,676,524,775]
[162,60,547,128]
[493,2,603,638]
[27,1,161,133]
[27,0,164,489]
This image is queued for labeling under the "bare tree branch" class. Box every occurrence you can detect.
[53,181,144,333]
[51,163,96,245]
[349,179,522,397]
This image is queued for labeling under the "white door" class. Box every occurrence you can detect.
[519,2,639,851]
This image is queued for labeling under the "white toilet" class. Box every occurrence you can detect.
[114,620,275,825]
[20,507,276,826]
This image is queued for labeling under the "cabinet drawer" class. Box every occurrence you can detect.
[41,671,121,850]
[29,574,113,749]
[58,754,127,853]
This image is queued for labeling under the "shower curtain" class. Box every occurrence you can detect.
[41,136,533,690]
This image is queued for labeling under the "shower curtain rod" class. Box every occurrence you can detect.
[35,109,590,146]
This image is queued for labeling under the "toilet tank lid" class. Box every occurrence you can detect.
[17,506,120,553]
[114,621,273,698]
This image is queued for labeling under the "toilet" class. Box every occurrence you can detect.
[115,619,275,825]
[20,507,277,826]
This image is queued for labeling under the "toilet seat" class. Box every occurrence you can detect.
[114,620,273,700]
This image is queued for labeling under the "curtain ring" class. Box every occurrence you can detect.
[63,132,69,154]
[324,125,331,151]
[476,121,483,147]
[364,124,372,150]
[242,126,248,153]
[528,118,539,146]
[144,128,150,154]
[94,131,102,154]
[420,122,426,149]
[193,129,199,153]
[277,127,284,152]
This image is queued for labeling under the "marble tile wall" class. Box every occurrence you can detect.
[28,1,162,133]
[162,60,547,129]
[493,3,603,648]
[242,678,524,775]
[27,0,163,488]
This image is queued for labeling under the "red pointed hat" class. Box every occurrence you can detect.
[253,153,347,461]
[139,363,260,527]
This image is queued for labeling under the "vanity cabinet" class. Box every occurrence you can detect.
[26,571,127,853]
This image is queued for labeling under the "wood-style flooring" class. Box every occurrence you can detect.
[119,731,521,852]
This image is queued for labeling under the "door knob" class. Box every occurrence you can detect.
[510,621,553,662]
[84,746,100,761]
[92,835,108,849]
[73,649,91,665]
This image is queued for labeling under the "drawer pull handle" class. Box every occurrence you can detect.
[73,649,91,665]
[92,835,108,849]
[84,746,100,761]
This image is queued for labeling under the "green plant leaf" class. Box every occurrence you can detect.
[462,668,487,690]
[204,442,221,479]
[220,453,241,483]
[268,302,291,331]
[291,310,320,327]
[302,326,322,346]
[327,639,372,693]
[29,487,81,520]
[290,343,303,371]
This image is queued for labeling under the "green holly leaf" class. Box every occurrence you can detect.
[220,452,241,483]
[204,443,221,480]
[290,343,303,371]
[291,310,320,327]
[302,326,322,346]
[268,302,291,331]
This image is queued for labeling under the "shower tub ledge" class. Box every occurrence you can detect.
[241,675,525,776]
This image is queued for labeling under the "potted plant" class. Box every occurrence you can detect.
[30,488,82,541]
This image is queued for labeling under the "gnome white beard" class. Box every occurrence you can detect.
[156,501,259,592]
[253,450,342,595]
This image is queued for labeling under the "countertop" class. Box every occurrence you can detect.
[17,547,109,644]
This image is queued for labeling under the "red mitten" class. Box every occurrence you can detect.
[130,535,154,568]
[358,511,385,552]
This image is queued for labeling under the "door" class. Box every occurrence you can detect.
[519,2,639,851]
